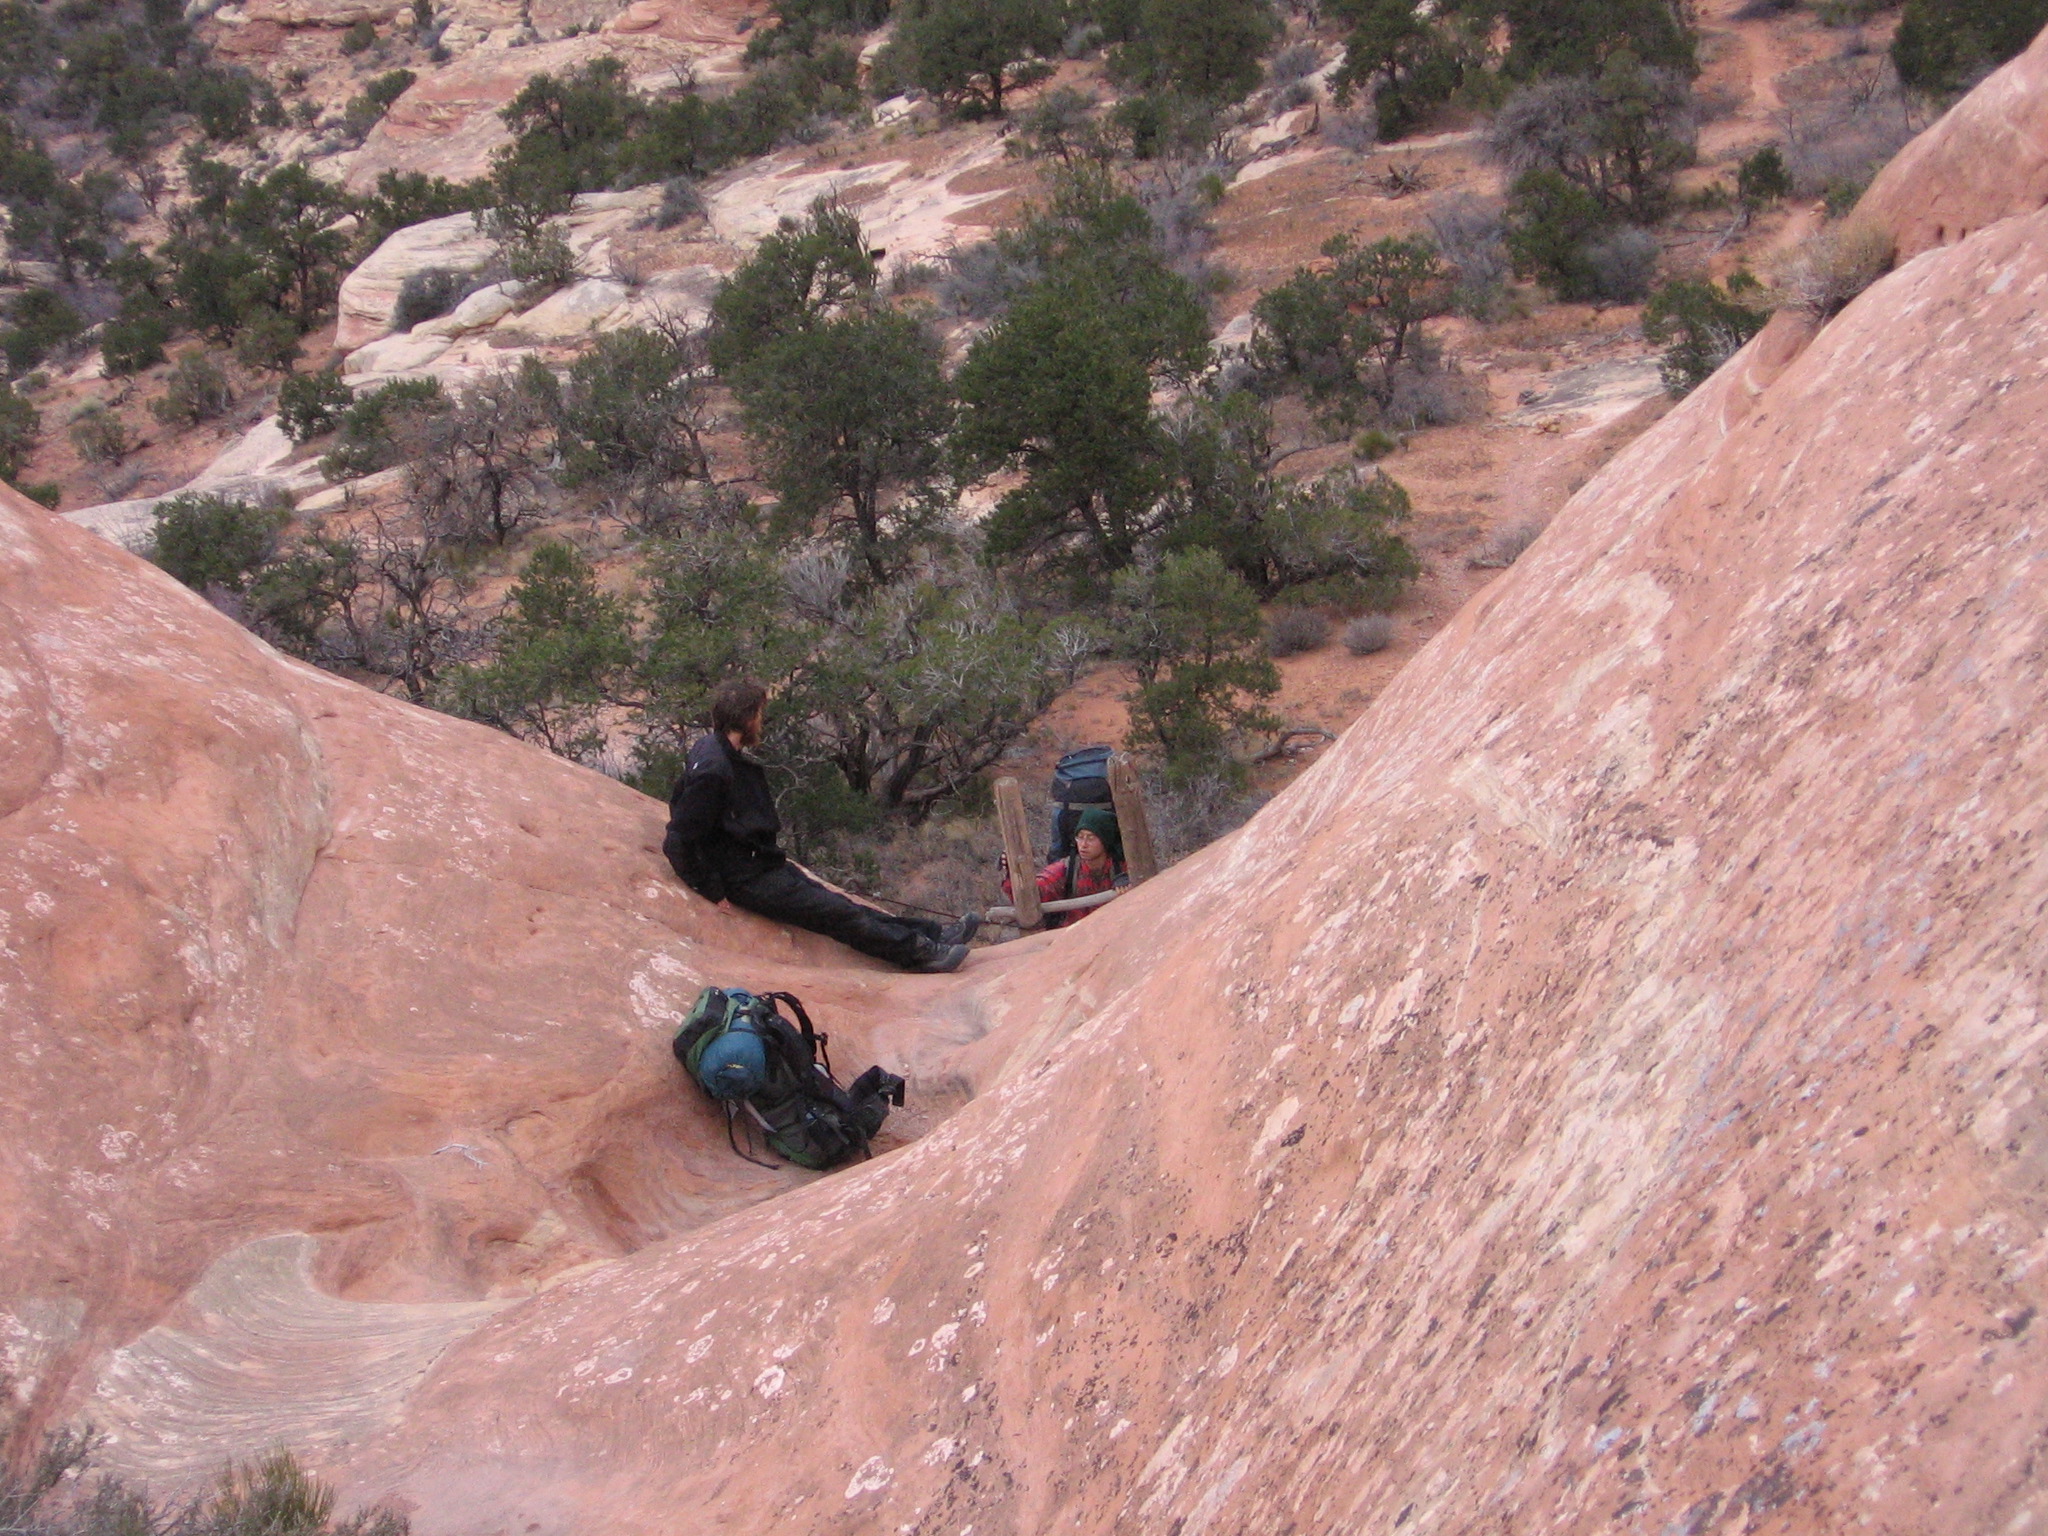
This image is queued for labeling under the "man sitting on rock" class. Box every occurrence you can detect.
[663,680,978,974]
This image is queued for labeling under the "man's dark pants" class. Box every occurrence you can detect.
[726,863,942,968]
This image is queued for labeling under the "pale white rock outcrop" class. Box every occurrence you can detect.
[334,214,498,352]
[703,136,1011,261]
[342,330,454,381]
[333,189,658,351]
[64,416,325,549]
[604,264,725,331]
[296,466,409,514]
[413,280,527,337]
[499,278,628,340]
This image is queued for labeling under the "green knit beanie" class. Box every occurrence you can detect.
[1075,807,1123,865]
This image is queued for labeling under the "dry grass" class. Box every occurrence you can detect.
[1268,607,1331,657]
[1776,221,1894,318]
[1469,519,1545,568]
[1342,612,1396,654]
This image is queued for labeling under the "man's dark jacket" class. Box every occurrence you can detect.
[663,732,785,902]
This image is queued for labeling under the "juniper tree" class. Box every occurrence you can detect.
[890,0,1062,117]
[1114,546,1279,785]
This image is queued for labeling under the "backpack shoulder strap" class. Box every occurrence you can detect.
[764,990,833,1080]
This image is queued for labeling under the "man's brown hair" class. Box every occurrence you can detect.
[710,679,768,738]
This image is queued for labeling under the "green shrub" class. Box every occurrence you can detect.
[234,306,302,374]
[340,18,376,52]
[366,66,415,108]
[149,492,289,592]
[1503,169,1659,301]
[1738,144,1792,207]
[1329,0,1479,140]
[1,286,83,372]
[68,403,130,464]
[505,225,579,290]
[942,169,1221,570]
[246,533,366,656]
[492,56,638,207]
[890,0,1062,117]
[1105,0,1276,106]
[1642,275,1769,395]
[1892,0,2048,95]
[731,306,951,576]
[556,325,712,487]
[1355,427,1398,460]
[1155,389,1421,606]
[743,0,890,62]
[1498,0,1697,79]
[150,349,233,426]
[1005,85,1113,163]
[279,367,354,442]
[477,42,866,211]
[100,292,172,375]
[157,160,354,337]
[1821,176,1866,219]
[1248,232,1453,413]
[707,195,881,374]
[441,539,637,758]
[393,266,471,329]
[319,374,446,478]
[1488,57,1695,226]
[715,43,865,155]
[1104,90,1225,160]
[0,380,38,479]
[357,170,490,249]
[1262,468,1420,608]
[1115,546,1279,785]
[14,479,61,508]
[186,66,260,142]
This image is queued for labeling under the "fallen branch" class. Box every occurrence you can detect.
[1255,726,1337,763]
[987,888,1123,926]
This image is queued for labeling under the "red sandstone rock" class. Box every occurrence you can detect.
[1859,26,2048,260]
[7,48,2048,1536]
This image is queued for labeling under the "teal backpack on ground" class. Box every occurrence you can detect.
[673,987,905,1170]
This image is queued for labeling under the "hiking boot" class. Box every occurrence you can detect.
[938,910,982,947]
[906,940,969,975]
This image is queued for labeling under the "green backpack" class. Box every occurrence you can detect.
[672,987,905,1171]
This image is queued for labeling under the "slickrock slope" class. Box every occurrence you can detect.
[7,52,2048,1536]
[327,204,2047,1534]
[0,499,990,1473]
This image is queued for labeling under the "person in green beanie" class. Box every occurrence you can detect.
[1003,806,1128,928]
